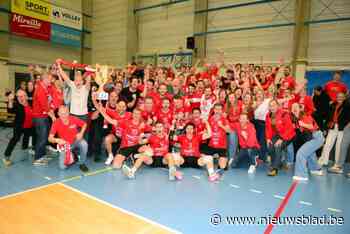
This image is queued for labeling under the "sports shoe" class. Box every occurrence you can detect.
[169,167,176,181]
[174,171,183,180]
[105,155,114,165]
[346,172,350,178]
[2,158,12,167]
[248,165,256,174]
[310,169,324,176]
[28,149,35,155]
[122,164,135,179]
[79,164,89,173]
[267,168,278,176]
[328,166,343,174]
[33,158,48,166]
[208,173,220,182]
[293,176,309,181]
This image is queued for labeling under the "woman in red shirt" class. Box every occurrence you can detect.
[265,99,296,176]
[3,90,35,166]
[291,103,325,181]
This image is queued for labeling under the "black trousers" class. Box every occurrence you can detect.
[4,127,36,159]
[267,136,293,169]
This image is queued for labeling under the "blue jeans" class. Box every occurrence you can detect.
[286,143,295,165]
[59,139,88,169]
[231,148,259,167]
[294,131,325,178]
[33,117,50,160]
[227,132,238,161]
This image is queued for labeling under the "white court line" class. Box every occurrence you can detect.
[0,182,58,200]
[273,195,285,200]
[328,208,342,213]
[192,175,201,179]
[229,184,240,189]
[59,183,182,234]
[249,189,262,194]
[299,201,312,206]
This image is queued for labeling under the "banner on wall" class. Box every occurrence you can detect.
[11,0,51,22]
[51,24,81,47]
[10,13,50,41]
[51,6,82,30]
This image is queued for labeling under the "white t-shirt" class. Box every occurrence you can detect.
[254,98,270,121]
[67,80,89,116]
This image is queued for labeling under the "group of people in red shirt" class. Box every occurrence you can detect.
[2,58,350,182]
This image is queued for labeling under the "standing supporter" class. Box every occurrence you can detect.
[312,86,330,131]
[154,98,173,132]
[32,72,55,166]
[3,90,35,167]
[319,92,350,167]
[265,99,296,176]
[291,103,324,181]
[48,106,89,172]
[120,76,141,112]
[200,86,216,120]
[324,71,348,102]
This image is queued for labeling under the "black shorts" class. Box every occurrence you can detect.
[151,156,166,168]
[181,156,200,168]
[118,145,140,158]
[200,145,227,158]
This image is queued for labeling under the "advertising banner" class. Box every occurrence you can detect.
[10,13,50,41]
[51,24,81,47]
[51,6,82,30]
[11,0,51,22]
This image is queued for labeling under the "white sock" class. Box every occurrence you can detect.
[108,153,113,158]
[131,167,137,174]
[208,167,214,176]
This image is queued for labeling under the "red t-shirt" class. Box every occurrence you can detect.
[324,81,348,102]
[148,134,169,156]
[119,120,146,148]
[50,116,86,144]
[51,86,63,110]
[281,75,296,90]
[23,105,33,129]
[156,109,173,130]
[225,101,243,123]
[177,134,202,157]
[208,115,228,149]
[231,122,260,149]
[32,81,53,118]
[298,115,319,133]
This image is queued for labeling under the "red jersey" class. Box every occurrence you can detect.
[50,116,86,144]
[297,114,319,133]
[51,86,63,110]
[185,92,202,111]
[32,81,53,118]
[281,75,296,90]
[208,115,229,149]
[148,134,169,156]
[177,134,202,157]
[119,120,146,148]
[191,118,206,135]
[265,109,296,141]
[23,105,33,129]
[297,95,315,115]
[231,122,260,149]
[324,80,348,102]
[107,111,132,137]
[225,101,243,123]
[156,109,173,130]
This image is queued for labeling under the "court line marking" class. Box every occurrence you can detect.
[299,201,312,206]
[59,183,182,234]
[273,195,285,200]
[264,180,299,234]
[229,184,240,189]
[249,189,262,194]
[0,182,59,200]
[327,208,342,213]
[192,175,201,179]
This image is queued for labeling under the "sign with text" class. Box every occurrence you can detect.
[11,0,51,22]
[10,13,50,41]
[51,24,81,47]
[51,6,82,30]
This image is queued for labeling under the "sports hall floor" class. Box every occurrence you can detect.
[0,127,349,234]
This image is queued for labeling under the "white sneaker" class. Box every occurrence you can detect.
[310,169,324,176]
[105,155,114,165]
[122,164,135,179]
[248,165,256,174]
[328,166,343,174]
[293,176,309,181]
